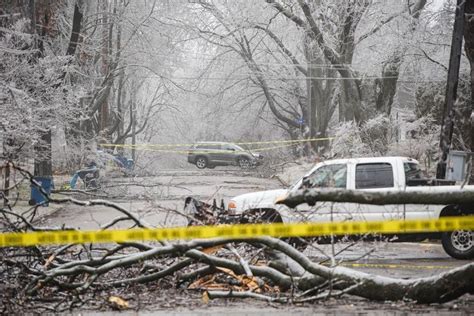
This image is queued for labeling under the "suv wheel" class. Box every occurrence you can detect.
[195,157,208,169]
[238,157,251,169]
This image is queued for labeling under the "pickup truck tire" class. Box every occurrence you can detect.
[440,206,474,260]
[195,156,208,169]
[441,230,474,259]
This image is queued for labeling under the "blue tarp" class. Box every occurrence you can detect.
[30,177,53,206]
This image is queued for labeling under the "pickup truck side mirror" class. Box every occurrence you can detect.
[302,176,311,188]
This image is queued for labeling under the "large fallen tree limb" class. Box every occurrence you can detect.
[245,237,474,304]
[16,236,474,304]
[278,188,474,208]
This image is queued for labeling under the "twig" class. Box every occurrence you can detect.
[227,244,253,276]
[295,281,363,303]
[206,290,287,303]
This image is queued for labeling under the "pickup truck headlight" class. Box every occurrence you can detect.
[274,194,287,204]
[228,200,237,211]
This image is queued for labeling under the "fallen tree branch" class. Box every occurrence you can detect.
[279,188,474,208]
[206,290,287,303]
[242,237,474,303]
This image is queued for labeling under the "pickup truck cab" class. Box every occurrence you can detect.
[227,157,474,259]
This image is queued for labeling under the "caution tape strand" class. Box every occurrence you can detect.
[119,142,303,154]
[0,216,472,248]
[100,137,334,149]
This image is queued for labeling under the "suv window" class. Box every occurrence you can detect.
[356,163,394,189]
[222,143,245,151]
[221,144,236,151]
[196,144,220,150]
[305,164,347,189]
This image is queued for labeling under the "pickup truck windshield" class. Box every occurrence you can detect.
[304,164,347,188]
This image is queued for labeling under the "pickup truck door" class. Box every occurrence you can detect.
[289,163,354,223]
[350,162,401,221]
[284,161,402,223]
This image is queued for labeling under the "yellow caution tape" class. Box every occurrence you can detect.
[332,263,454,270]
[0,216,472,248]
[100,137,334,149]
[123,142,305,155]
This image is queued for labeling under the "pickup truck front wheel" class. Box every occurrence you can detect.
[441,230,474,260]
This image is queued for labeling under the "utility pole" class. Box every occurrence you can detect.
[437,0,465,179]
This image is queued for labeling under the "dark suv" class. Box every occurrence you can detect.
[187,142,263,169]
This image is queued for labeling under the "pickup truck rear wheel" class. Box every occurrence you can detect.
[440,206,474,260]
[441,230,474,260]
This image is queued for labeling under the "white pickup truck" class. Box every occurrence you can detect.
[227,156,474,259]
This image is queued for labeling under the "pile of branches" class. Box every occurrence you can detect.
[1,165,474,312]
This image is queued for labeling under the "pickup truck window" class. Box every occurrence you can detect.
[305,164,347,188]
[355,163,394,189]
[404,162,422,181]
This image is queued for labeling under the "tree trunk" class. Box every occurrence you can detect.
[305,39,335,153]
[114,0,125,147]
[99,0,110,137]
[29,0,52,178]
[33,130,52,177]
[339,79,358,122]
[3,163,10,203]
[66,1,84,56]
[63,0,85,170]
[374,52,402,116]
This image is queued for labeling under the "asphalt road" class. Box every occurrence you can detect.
[35,168,470,279]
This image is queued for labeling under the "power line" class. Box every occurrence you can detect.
[131,74,445,82]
